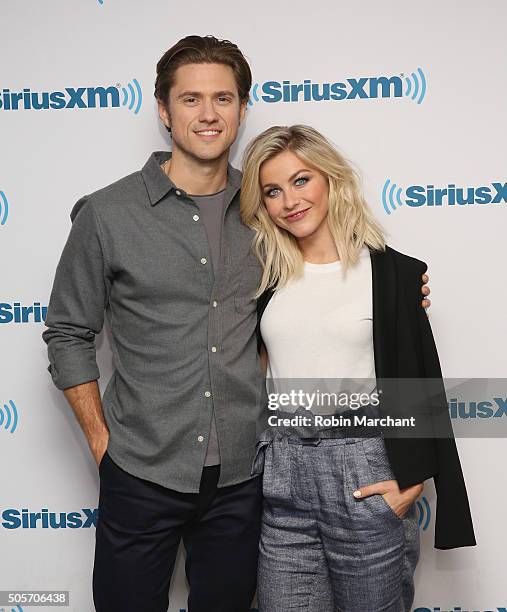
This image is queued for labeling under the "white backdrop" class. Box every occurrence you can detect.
[1,1,506,610]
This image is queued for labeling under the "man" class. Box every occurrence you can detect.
[42,35,431,612]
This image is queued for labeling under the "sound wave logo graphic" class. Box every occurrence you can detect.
[120,79,142,115]
[0,191,8,225]
[403,67,427,104]
[0,606,23,612]
[248,82,259,107]
[0,400,18,434]
[382,179,404,215]
[416,496,431,531]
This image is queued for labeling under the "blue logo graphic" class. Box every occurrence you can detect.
[0,191,8,225]
[0,400,18,434]
[248,68,427,106]
[120,78,142,114]
[449,397,507,419]
[416,495,431,531]
[0,606,24,612]
[382,179,507,214]
[1,508,98,529]
[0,79,142,114]
[382,179,404,214]
[404,67,427,104]
[0,302,47,324]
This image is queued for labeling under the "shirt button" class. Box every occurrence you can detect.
[211,346,217,353]
[204,391,211,398]
[200,257,207,265]
[197,435,204,442]
[193,214,200,221]
[175,189,182,196]
[212,301,218,308]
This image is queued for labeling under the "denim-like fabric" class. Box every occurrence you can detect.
[256,435,420,611]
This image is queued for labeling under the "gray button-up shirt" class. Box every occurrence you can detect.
[42,151,265,492]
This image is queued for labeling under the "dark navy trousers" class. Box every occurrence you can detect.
[93,450,263,612]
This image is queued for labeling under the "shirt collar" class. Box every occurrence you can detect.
[141,151,242,206]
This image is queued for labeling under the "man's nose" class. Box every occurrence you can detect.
[198,99,219,123]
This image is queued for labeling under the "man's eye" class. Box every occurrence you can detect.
[184,97,197,104]
[218,97,231,103]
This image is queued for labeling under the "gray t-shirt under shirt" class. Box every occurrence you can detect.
[190,188,227,466]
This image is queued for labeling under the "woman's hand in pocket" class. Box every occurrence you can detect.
[353,479,424,518]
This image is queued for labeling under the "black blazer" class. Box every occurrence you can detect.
[256,245,476,550]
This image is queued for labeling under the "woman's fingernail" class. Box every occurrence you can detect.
[353,490,361,498]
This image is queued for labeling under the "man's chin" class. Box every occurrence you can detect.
[190,145,230,163]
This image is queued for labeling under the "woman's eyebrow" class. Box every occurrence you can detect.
[262,169,313,189]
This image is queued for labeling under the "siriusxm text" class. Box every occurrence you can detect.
[1,508,98,529]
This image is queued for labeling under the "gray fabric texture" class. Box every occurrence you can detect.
[42,151,265,492]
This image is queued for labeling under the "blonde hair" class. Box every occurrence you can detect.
[240,124,386,297]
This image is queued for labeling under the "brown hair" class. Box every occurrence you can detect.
[154,35,252,106]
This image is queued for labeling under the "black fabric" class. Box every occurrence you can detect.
[93,451,262,611]
[256,245,476,550]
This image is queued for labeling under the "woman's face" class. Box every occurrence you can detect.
[259,150,330,241]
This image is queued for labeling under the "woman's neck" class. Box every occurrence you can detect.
[297,223,339,264]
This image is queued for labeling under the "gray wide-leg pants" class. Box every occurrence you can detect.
[255,435,420,612]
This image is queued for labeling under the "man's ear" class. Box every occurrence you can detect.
[239,99,248,125]
[157,99,171,132]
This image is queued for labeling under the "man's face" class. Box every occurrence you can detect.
[158,62,247,163]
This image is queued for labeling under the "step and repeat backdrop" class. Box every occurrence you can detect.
[1,0,506,610]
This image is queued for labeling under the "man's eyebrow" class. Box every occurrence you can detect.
[262,169,313,189]
[176,90,237,99]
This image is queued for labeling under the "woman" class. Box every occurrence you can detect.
[240,125,475,611]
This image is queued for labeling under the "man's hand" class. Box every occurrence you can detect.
[92,434,110,468]
[422,273,431,308]
[353,479,424,519]
[62,380,110,469]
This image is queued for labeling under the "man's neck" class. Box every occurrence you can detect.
[164,148,229,196]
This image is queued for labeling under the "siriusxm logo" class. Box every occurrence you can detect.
[0,191,8,225]
[1,508,98,529]
[416,495,431,531]
[1,400,18,434]
[382,179,507,214]
[415,608,507,612]
[0,79,142,114]
[449,397,507,419]
[248,67,426,106]
[0,606,23,612]
[0,302,47,324]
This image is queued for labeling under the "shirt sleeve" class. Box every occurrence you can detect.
[42,196,112,390]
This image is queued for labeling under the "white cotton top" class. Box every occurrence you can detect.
[260,247,376,391]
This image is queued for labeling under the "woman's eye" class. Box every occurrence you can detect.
[295,176,309,186]
[265,188,280,198]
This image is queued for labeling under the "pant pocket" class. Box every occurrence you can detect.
[358,437,403,523]
[262,437,291,502]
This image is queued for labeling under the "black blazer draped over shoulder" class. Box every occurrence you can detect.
[256,245,476,550]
